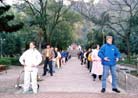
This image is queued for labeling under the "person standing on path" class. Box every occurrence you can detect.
[55,47,61,69]
[19,42,42,94]
[42,44,54,76]
[91,44,103,81]
[51,47,56,73]
[98,35,121,93]
[86,48,92,72]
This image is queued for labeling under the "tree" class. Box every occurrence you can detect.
[14,0,82,50]
[0,33,22,56]
[50,9,82,49]
[18,0,73,43]
[104,0,138,60]
[0,2,23,32]
[71,0,110,47]
[73,0,138,61]
[87,29,104,45]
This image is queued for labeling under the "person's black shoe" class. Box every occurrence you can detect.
[101,88,106,93]
[112,88,120,93]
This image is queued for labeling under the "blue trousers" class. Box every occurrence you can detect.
[102,65,118,89]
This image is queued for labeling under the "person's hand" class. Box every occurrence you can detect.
[116,58,119,62]
[104,57,110,61]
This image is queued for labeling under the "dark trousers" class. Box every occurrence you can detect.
[87,60,90,69]
[43,57,53,76]
[89,62,92,72]
[80,57,84,65]
[92,74,102,80]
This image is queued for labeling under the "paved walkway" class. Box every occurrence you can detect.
[38,57,115,93]
[1,57,137,98]
[0,92,138,98]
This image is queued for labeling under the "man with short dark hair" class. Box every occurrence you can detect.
[42,44,54,76]
[98,35,121,93]
[19,42,42,94]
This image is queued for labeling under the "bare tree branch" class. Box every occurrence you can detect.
[105,23,126,38]
[24,0,40,15]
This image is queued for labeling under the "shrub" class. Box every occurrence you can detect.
[0,57,20,66]
[0,58,11,65]
[9,57,20,65]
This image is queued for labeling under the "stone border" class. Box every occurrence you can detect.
[117,67,138,93]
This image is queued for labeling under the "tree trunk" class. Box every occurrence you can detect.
[126,37,131,62]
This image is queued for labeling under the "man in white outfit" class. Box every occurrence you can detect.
[19,42,42,94]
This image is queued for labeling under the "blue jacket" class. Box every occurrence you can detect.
[61,51,66,58]
[98,43,120,66]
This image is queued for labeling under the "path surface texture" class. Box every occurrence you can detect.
[0,57,137,98]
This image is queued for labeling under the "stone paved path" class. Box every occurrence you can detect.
[38,57,116,93]
[0,92,137,98]
[1,57,137,98]
[13,57,124,94]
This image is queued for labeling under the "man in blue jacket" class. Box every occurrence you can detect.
[98,35,121,93]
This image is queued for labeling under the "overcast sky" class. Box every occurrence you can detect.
[4,0,100,5]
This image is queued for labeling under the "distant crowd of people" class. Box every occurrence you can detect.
[78,35,121,93]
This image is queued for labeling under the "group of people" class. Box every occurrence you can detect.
[79,35,121,93]
[19,35,121,94]
[19,43,69,94]
[42,44,69,76]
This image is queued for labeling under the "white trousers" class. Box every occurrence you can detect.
[23,68,38,93]
[61,57,65,65]
[56,58,60,69]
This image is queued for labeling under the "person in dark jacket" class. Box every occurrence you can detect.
[98,35,121,93]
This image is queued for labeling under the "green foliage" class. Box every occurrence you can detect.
[0,4,23,32]
[115,37,127,53]
[0,57,20,65]
[13,0,82,50]
[0,33,22,56]
[0,58,11,65]
[49,10,82,49]
[8,57,20,65]
[63,10,82,24]
[0,5,10,15]
[86,29,104,48]
[51,21,73,49]
[130,15,138,26]
[130,34,138,54]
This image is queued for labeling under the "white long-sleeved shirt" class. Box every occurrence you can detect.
[19,48,42,69]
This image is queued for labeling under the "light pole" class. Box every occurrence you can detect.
[0,38,5,58]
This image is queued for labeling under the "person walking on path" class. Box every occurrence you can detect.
[91,44,103,81]
[80,50,84,65]
[61,50,66,65]
[86,48,92,72]
[42,44,54,76]
[51,47,56,73]
[55,47,61,69]
[19,42,42,94]
[98,35,121,93]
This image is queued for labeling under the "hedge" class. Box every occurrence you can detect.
[0,57,20,66]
